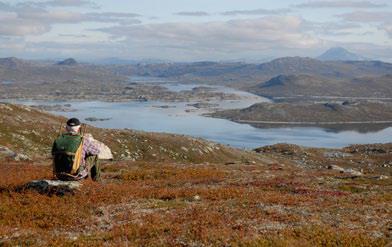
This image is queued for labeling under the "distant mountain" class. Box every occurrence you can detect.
[1,56,391,91]
[0,57,125,84]
[249,74,392,98]
[116,56,392,89]
[0,57,31,69]
[92,57,169,65]
[317,47,366,61]
[112,57,340,82]
[57,58,78,66]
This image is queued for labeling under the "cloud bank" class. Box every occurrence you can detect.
[174,11,210,17]
[221,8,290,16]
[0,1,140,36]
[93,16,323,60]
[0,0,390,61]
[295,1,386,9]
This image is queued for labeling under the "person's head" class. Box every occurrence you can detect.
[66,118,81,134]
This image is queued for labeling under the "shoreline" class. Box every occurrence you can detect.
[235,119,392,125]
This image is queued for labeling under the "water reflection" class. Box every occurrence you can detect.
[38,100,392,149]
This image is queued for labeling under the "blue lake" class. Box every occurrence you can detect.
[6,82,391,149]
[11,99,392,149]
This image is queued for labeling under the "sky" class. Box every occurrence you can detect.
[0,0,391,62]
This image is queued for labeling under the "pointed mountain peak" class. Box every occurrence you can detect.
[317,47,366,61]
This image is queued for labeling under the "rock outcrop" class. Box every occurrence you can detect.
[20,180,82,196]
[0,146,31,161]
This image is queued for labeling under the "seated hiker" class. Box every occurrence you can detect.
[52,118,101,181]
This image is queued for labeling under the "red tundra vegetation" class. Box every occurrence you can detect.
[0,159,390,246]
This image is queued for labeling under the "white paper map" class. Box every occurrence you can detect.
[84,134,114,160]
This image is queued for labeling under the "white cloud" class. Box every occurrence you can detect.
[303,20,362,36]
[17,8,83,23]
[0,10,50,36]
[93,16,322,60]
[337,11,392,37]
[380,23,392,37]
[0,2,141,36]
[221,8,290,16]
[295,1,386,8]
[174,11,210,17]
[58,33,88,37]
[337,11,392,22]
[0,36,26,52]
[84,12,141,25]
[29,0,98,8]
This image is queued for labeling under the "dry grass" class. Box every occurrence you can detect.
[0,160,390,246]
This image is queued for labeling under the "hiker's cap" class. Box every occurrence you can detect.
[66,118,81,127]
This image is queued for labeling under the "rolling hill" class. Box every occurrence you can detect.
[210,101,392,123]
[1,56,391,91]
[0,57,126,84]
[248,74,392,99]
[110,57,392,88]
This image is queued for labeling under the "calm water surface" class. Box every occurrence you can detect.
[12,99,391,149]
[6,82,391,149]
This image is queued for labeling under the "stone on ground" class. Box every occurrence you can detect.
[21,180,82,196]
[0,145,30,161]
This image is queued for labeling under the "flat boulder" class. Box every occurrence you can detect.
[328,165,363,177]
[0,146,15,158]
[21,180,82,196]
[0,146,30,161]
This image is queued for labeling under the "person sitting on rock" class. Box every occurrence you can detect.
[52,118,101,181]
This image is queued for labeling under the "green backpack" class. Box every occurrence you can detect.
[52,134,83,175]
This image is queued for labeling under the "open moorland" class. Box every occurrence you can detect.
[0,103,391,246]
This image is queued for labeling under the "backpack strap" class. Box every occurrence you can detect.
[70,136,84,175]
